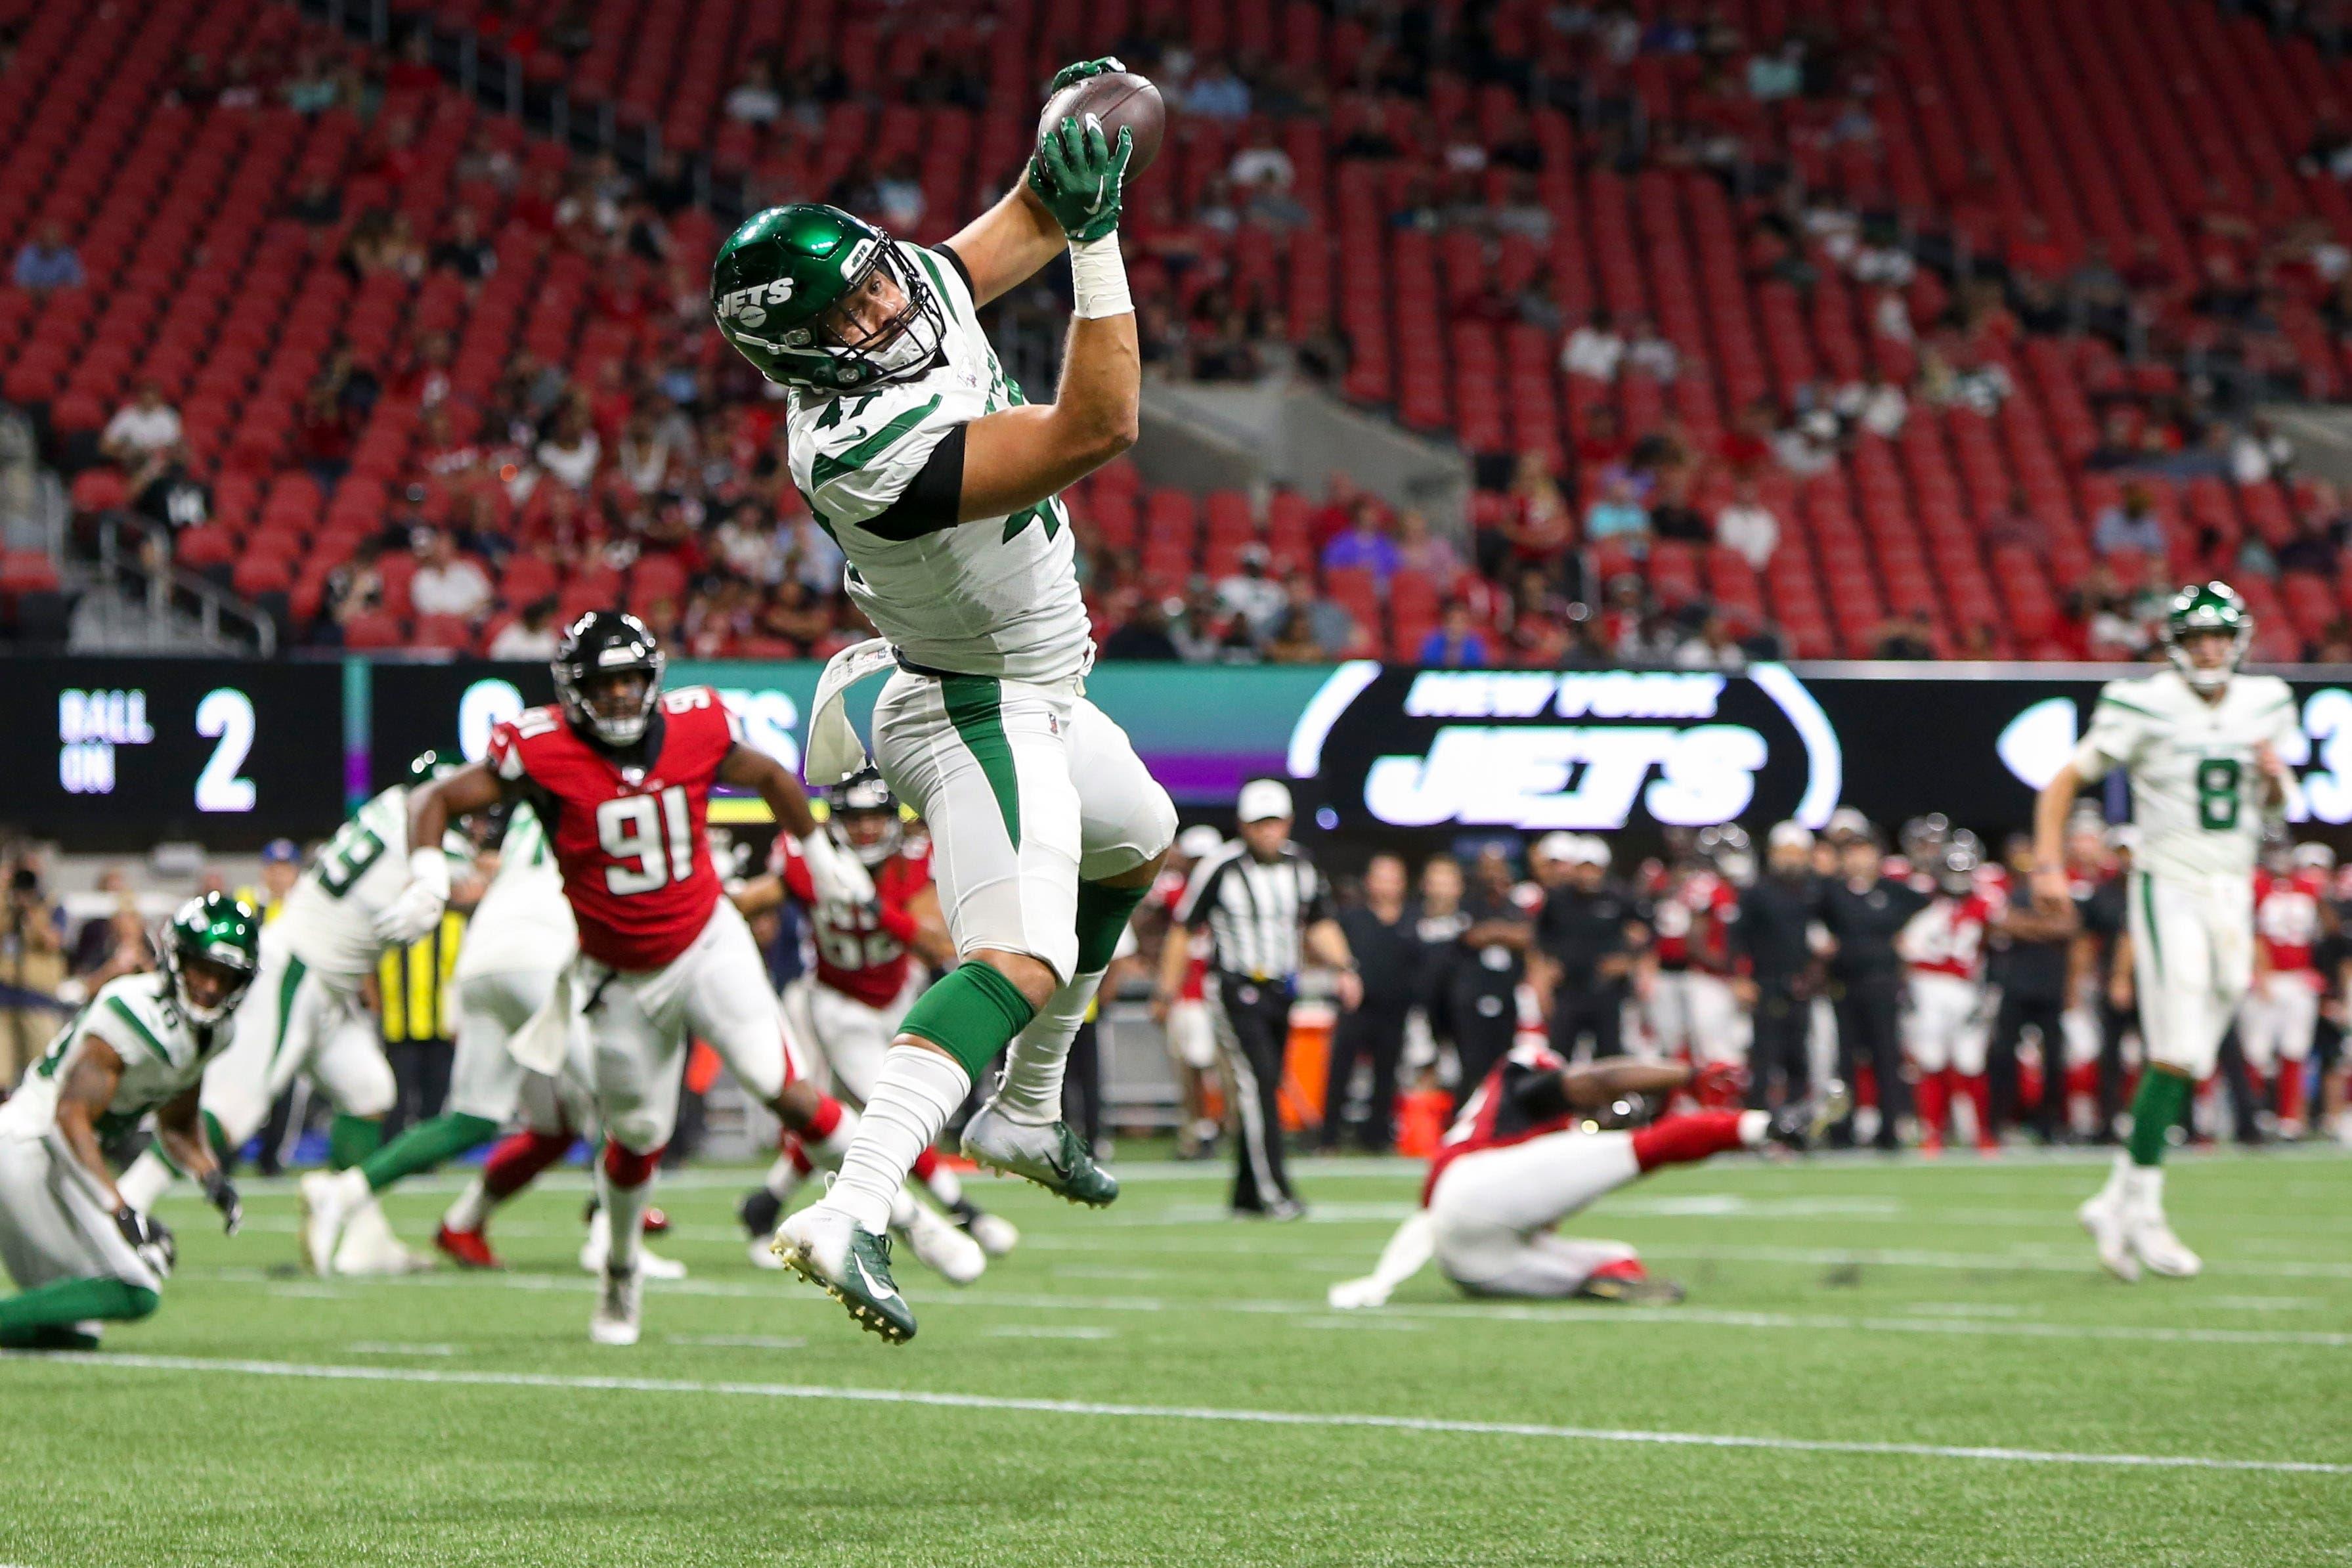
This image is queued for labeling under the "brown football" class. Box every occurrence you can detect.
[1035,70,1165,177]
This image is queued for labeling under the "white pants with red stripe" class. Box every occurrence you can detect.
[2238,970,2320,1075]
[575,898,806,1153]
[781,971,921,1106]
[1904,970,1988,1076]
[1426,1129,1641,1296]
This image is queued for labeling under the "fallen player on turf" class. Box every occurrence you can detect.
[1328,1046,1845,1308]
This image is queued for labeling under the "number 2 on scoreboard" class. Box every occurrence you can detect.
[598,786,694,894]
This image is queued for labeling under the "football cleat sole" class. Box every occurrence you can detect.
[771,1234,915,1345]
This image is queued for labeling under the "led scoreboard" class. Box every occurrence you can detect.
[8,660,347,850]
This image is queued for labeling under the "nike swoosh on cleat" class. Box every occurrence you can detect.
[847,1252,902,1306]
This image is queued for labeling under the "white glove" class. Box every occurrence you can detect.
[798,829,875,907]
[1326,1275,1391,1311]
[372,848,451,945]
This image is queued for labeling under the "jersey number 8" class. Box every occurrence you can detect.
[598,786,694,895]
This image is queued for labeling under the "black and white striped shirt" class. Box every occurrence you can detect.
[1173,840,1336,981]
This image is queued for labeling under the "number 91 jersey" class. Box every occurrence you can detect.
[488,686,741,972]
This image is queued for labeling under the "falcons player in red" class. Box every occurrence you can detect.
[385,611,880,1345]
[1326,1043,1844,1309]
[1900,836,1999,1154]
[733,772,1020,1271]
[2242,836,2334,1137]
[1645,826,1750,1092]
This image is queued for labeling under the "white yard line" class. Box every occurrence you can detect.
[346,1343,460,1357]
[176,1267,2352,1350]
[6,1351,2342,1477]
[982,1326,1116,1340]
[664,1334,805,1351]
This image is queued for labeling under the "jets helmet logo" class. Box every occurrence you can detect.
[720,276,795,328]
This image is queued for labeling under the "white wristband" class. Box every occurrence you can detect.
[1068,233,1131,320]
[406,848,450,904]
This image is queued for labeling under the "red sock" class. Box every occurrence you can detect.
[482,1130,573,1202]
[600,1139,665,1188]
[1914,1069,1949,1139]
[911,1146,941,1184]
[1586,1255,1648,1282]
[798,1094,844,1141]
[789,1141,814,1177]
[2279,1062,2307,1124]
[1958,1073,1992,1143]
[1631,1111,1747,1171]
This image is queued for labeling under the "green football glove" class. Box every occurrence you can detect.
[1028,115,1133,244]
[1045,56,1125,95]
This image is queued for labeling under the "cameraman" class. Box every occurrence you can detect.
[2,860,67,1089]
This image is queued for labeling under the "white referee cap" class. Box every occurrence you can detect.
[1237,779,1295,823]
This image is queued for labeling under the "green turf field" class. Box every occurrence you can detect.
[1,1145,2345,1567]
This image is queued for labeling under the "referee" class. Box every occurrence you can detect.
[1158,780,1359,1219]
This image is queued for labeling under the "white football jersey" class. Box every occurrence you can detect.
[276,785,469,981]
[2072,668,2299,881]
[0,974,229,1142]
[454,803,577,982]
[786,240,1091,685]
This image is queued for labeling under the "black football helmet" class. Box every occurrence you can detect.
[553,611,665,747]
[825,769,902,868]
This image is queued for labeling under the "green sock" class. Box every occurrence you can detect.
[357,1112,500,1194]
[329,1114,383,1171]
[899,961,1038,1078]
[0,1276,159,1342]
[2127,1069,2190,1166]
[1075,879,1154,972]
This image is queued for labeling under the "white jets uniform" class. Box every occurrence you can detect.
[2072,669,2299,1078]
[790,241,1175,980]
[0,977,230,1299]
[192,786,467,1150]
[447,804,590,1126]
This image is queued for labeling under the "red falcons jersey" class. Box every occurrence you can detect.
[1903,893,1993,981]
[772,835,932,1008]
[487,687,740,970]
[1653,870,1737,974]
[1422,1041,1573,1206]
[2255,867,2328,976]
[1150,869,1208,1001]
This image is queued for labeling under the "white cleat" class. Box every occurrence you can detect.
[2078,1190,2140,1283]
[580,1209,687,1281]
[1326,1275,1391,1311]
[590,1265,642,1345]
[964,1210,1020,1257]
[297,1169,357,1276]
[898,1201,986,1286]
[331,1197,432,1276]
[2126,1209,2203,1278]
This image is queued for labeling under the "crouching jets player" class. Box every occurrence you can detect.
[1328,1043,1842,1309]
[713,56,1177,1343]
[734,772,1013,1275]
[116,754,477,1274]
[2033,583,2297,1280]
[0,895,257,1348]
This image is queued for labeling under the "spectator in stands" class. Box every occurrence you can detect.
[2093,483,2166,557]
[1322,500,1403,585]
[724,60,782,123]
[409,530,491,622]
[282,44,340,114]
[1487,450,1576,582]
[1,859,66,1091]
[67,867,137,975]
[1561,309,1625,380]
[1185,58,1252,121]
[326,539,386,635]
[1674,611,1747,670]
[431,206,497,282]
[1584,474,1651,554]
[1393,510,1461,585]
[133,443,211,535]
[100,383,183,467]
[1649,468,1709,544]
[1420,601,1491,668]
[2232,418,2294,484]
[1871,611,1936,660]
[295,385,357,490]
[1267,571,1355,662]
[1216,543,1288,639]
[2281,485,2348,577]
[488,596,561,660]
[1101,596,1183,661]
[1716,480,1779,569]
[1625,317,1680,382]
[11,223,81,292]
[1575,406,1632,475]
[534,403,601,490]
[1717,397,1777,478]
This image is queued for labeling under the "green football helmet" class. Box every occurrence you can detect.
[163,892,261,1026]
[2162,581,2252,693]
[711,204,946,391]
